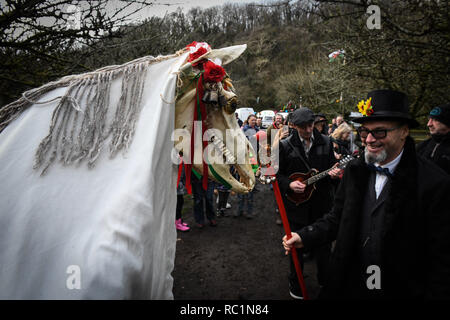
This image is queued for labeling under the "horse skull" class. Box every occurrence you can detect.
[174,45,255,193]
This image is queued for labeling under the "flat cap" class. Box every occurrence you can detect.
[291,107,315,126]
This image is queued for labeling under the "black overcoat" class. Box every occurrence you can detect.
[298,137,450,299]
[276,129,337,225]
[417,133,450,176]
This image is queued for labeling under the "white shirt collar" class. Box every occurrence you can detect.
[372,149,403,199]
[299,132,314,154]
[299,132,314,144]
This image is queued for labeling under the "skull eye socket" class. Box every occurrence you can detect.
[224,97,238,114]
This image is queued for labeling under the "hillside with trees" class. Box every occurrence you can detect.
[1,0,449,126]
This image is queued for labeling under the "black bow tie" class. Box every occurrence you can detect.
[367,164,393,178]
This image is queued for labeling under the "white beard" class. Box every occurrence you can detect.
[365,147,387,164]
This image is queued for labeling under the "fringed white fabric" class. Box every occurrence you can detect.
[0,52,189,299]
[1,51,186,174]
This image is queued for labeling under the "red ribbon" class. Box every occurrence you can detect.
[197,74,209,191]
[184,73,209,194]
[185,166,192,194]
[185,128,194,194]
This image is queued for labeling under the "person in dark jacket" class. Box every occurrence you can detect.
[276,107,340,299]
[314,113,329,135]
[283,90,450,299]
[191,174,217,228]
[235,112,243,128]
[417,103,450,175]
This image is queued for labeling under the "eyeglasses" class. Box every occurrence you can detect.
[357,125,402,139]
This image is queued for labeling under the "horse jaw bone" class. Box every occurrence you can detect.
[174,94,255,193]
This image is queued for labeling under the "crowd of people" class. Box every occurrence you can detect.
[176,89,450,300]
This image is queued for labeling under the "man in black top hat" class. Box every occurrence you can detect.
[276,107,341,299]
[417,103,450,175]
[283,90,450,299]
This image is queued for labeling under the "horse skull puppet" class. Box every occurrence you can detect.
[0,43,254,299]
[174,42,255,193]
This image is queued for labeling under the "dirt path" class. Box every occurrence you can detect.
[172,182,320,300]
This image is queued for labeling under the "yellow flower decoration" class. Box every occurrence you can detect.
[357,97,374,116]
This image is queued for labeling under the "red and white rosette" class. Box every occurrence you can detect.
[186,41,211,66]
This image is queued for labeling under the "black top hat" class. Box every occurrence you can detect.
[353,89,419,128]
[314,113,327,122]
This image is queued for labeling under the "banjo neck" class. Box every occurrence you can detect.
[305,155,354,186]
[305,168,333,186]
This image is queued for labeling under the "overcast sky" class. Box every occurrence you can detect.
[2,0,273,39]
[121,0,267,21]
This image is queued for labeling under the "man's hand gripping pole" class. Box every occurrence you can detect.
[260,166,309,300]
